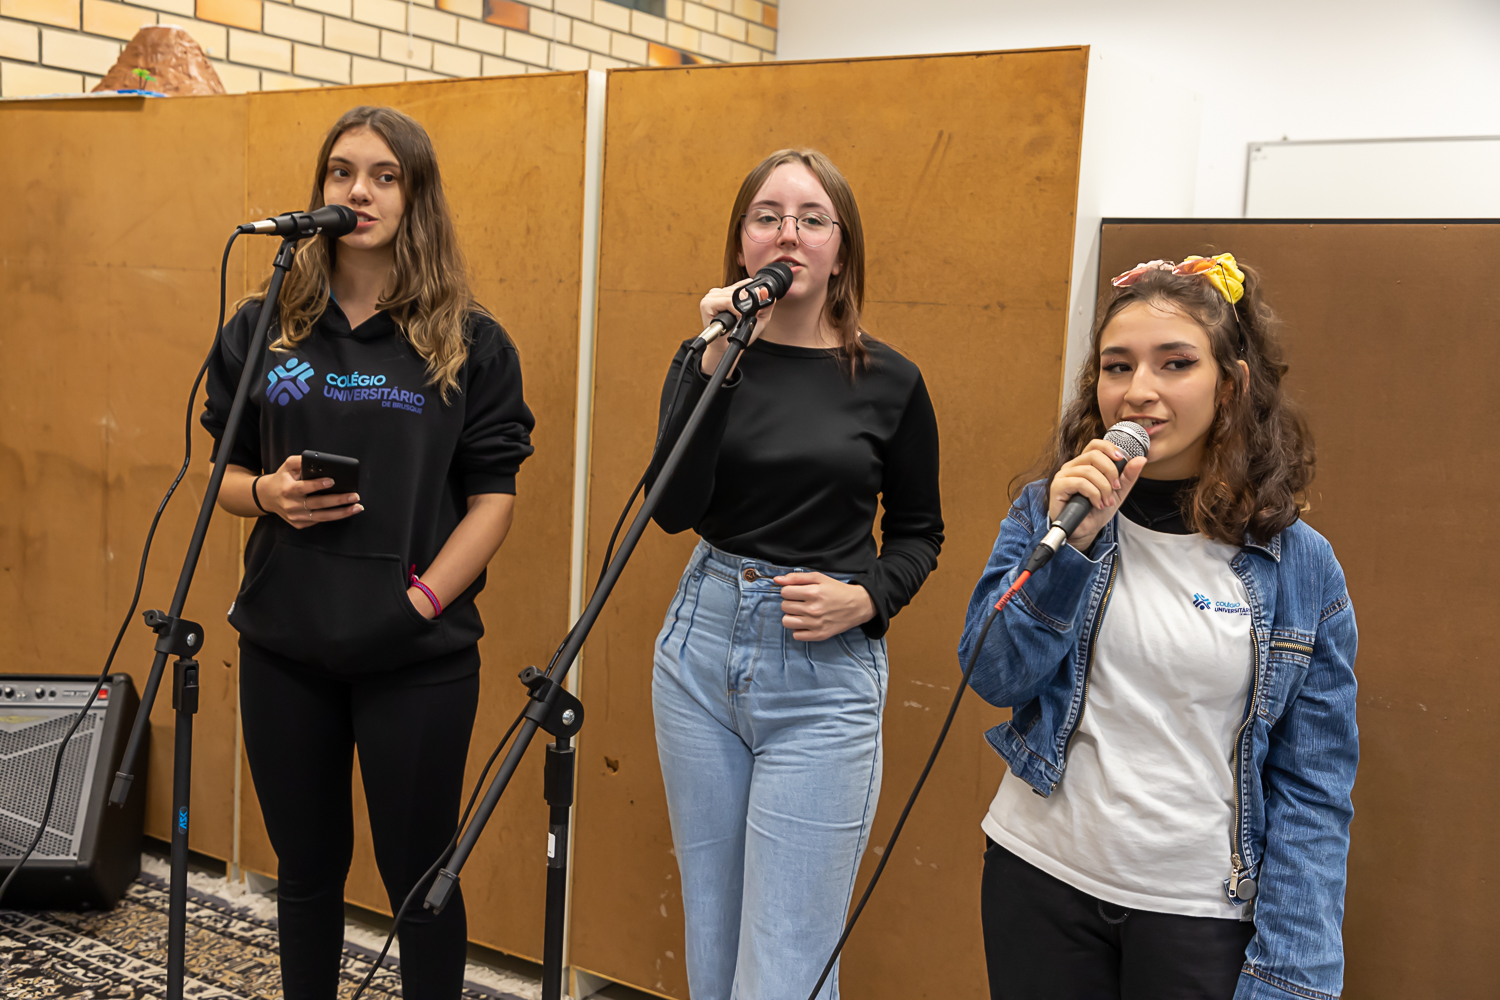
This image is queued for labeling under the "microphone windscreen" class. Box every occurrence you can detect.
[760,262,793,298]
[311,204,359,237]
[1104,420,1151,461]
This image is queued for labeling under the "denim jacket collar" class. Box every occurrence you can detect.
[1243,530,1282,562]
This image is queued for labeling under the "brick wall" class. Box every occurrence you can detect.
[0,0,777,97]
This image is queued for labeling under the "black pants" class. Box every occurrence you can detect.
[981,839,1255,1000]
[239,640,481,1000]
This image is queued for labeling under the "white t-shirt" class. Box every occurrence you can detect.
[982,514,1254,919]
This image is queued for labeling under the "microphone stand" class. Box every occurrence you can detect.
[422,311,759,1000]
[107,236,301,1000]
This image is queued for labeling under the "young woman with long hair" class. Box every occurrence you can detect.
[959,255,1358,1000]
[644,148,945,999]
[202,106,534,998]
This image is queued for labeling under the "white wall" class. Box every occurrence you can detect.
[777,0,1500,386]
[1246,138,1500,217]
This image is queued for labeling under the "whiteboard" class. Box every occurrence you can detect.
[1244,137,1500,218]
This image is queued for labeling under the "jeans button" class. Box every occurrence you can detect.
[742,567,758,582]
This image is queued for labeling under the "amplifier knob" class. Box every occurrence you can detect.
[2,687,13,698]
[36,687,46,698]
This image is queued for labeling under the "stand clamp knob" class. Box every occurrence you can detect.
[143,610,205,659]
[517,667,584,738]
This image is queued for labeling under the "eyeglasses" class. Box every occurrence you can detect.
[741,210,841,248]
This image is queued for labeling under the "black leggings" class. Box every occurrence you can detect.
[981,839,1255,1000]
[239,640,480,1000]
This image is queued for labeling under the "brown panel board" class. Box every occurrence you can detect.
[238,74,588,960]
[574,50,1088,998]
[1098,221,1499,998]
[0,94,252,860]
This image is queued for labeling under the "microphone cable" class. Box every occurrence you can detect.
[351,339,706,1000]
[598,341,703,584]
[0,230,242,907]
[802,569,1033,1000]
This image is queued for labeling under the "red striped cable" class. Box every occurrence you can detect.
[995,569,1031,611]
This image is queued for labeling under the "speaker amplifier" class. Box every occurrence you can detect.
[0,673,145,909]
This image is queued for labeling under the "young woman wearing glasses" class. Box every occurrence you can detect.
[643,148,945,1000]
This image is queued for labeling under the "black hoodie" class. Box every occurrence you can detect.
[202,299,534,674]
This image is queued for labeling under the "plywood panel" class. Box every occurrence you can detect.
[574,50,1088,998]
[240,74,588,959]
[1098,222,1500,998]
[0,95,252,861]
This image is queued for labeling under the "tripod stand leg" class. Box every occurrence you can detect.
[166,656,199,1000]
[542,737,575,1000]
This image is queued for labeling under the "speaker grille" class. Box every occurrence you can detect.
[0,710,102,861]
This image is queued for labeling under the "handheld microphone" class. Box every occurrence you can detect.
[238,204,359,238]
[1024,420,1151,573]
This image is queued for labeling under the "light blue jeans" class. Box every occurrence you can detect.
[653,540,889,1000]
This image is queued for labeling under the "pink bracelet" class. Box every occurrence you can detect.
[410,565,442,617]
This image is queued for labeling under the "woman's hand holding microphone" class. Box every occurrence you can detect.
[1048,439,1149,554]
[698,277,774,375]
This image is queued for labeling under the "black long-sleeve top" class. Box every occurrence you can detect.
[202,299,534,674]
[646,337,944,638]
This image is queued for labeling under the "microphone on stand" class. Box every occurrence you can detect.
[1024,420,1151,573]
[238,204,359,238]
[695,262,796,346]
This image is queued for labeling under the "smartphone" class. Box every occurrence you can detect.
[301,450,360,499]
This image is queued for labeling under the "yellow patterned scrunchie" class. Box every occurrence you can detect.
[1173,253,1245,305]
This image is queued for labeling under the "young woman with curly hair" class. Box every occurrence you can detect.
[960,255,1357,1000]
[202,106,534,999]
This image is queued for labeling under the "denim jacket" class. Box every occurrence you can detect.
[960,483,1358,1000]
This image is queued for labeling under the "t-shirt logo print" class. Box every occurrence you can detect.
[266,358,314,406]
[1189,592,1251,615]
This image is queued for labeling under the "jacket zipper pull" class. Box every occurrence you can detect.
[1227,854,1258,902]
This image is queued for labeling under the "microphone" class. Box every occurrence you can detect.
[695,262,795,346]
[731,262,794,317]
[1024,420,1151,573]
[238,204,359,238]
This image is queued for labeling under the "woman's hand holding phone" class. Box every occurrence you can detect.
[260,454,364,529]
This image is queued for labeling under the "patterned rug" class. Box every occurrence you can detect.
[0,872,530,999]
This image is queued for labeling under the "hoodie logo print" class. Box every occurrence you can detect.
[266,358,314,406]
